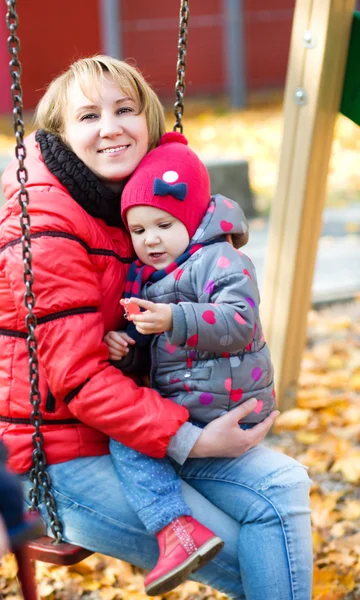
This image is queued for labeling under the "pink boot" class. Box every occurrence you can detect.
[144,516,224,596]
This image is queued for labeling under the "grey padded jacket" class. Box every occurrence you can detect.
[142,195,276,424]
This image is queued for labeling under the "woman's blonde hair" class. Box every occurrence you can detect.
[35,55,166,151]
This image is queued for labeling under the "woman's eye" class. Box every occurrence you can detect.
[159,223,171,229]
[80,113,98,121]
[117,107,133,115]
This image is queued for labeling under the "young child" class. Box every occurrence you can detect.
[105,132,276,596]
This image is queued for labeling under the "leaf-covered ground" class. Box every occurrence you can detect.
[1,298,359,599]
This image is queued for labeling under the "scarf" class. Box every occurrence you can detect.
[125,240,217,345]
[35,129,126,228]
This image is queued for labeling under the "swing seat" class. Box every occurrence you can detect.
[26,536,93,566]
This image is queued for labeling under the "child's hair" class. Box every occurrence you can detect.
[121,132,211,239]
[35,55,166,151]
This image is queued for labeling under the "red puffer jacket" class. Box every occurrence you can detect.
[0,133,188,474]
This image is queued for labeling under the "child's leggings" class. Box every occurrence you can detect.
[109,439,192,533]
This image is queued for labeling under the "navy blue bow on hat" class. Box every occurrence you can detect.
[153,177,187,201]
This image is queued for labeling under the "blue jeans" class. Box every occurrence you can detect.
[20,446,312,600]
[108,424,256,532]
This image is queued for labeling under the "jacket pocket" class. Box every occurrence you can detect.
[164,367,211,384]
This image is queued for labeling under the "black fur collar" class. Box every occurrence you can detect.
[35,129,125,228]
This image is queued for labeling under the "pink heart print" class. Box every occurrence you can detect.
[165,341,178,354]
[253,400,264,414]
[223,199,234,209]
[217,256,231,269]
[230,389,243,402]
[202,310,216,324]
[204,280,215,295]
[187,334,198,347]
[173,268,184,281]
[220,220,233,232]
[224,378,232,391]
[234,312,246,325]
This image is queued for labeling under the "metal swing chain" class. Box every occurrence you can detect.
[173,0,189,133]
[5,0,63,543]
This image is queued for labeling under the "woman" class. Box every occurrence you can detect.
[0,56,312,599]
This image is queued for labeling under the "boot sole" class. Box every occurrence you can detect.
[145,536,224,596]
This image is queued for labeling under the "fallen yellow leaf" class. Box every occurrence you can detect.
[331,452,360,483]
[296,389,343,409]
[100,587,121,600]
[330,520,357,539]
[349,373,360,391]
[296,431,320,444]
[340,499,360,521]
[297,449,333,473]
[311,493,341,528]
[274,408,312,430]
[312,565,355,598]
[331,532,360,553]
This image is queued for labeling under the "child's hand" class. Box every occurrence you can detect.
[125,298,173,334]
[104,330,136,360]
[120,298,141,320]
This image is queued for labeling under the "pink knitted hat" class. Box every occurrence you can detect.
[121,132,211,239]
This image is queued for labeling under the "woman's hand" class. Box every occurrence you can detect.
[126,298,173,334]
[189,398,280,458]
[103,330,135,360]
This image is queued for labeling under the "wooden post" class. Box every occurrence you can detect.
[261,0,356,410]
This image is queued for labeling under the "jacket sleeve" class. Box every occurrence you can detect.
[168,242,259,353]
[4,196,188,458]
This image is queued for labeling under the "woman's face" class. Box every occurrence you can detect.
[63,74,149,185]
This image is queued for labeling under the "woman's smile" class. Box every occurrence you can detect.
[98,144,130,154]
[64,75,149,183]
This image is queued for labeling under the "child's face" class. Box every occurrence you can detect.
[127,206,190,269]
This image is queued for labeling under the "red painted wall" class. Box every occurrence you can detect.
[0,0,295,112]
[122,0,225,97]
[244,1,295,88]
[8,0,101,110]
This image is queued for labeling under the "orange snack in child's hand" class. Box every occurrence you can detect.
[121,298,141,320]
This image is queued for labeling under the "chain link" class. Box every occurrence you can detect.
[173,0,189,133]
[5,0,63,543]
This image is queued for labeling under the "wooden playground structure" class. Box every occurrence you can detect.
[262,0,359,410]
